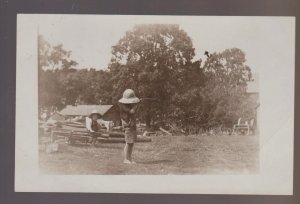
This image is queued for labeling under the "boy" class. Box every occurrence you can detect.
[86,110,102,145]
[118,89,140,164]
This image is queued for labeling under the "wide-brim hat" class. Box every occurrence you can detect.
[89,110,101,118]
[118,97,140,104]
[118,89,140,104]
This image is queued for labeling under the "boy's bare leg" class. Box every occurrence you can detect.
[128,143,135,163]
[92,137,97,146]
[124,143,131,163]
[124,143,135,164]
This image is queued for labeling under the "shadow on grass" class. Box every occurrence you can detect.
[69,143,90,147]
[138,159,174,165]
[95,144,123,150]
[182,148,197,152]
[68,143,122,150]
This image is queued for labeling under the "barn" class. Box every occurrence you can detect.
[60,105,121,126]
[246,73,260,133]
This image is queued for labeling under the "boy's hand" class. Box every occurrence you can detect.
[130,103,140,114]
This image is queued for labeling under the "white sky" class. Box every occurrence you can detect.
[37,15,295,73]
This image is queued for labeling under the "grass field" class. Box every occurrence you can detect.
[39,134,259,175]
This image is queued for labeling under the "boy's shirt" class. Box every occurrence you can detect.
[85,117,101,132]
[119,103,137,130]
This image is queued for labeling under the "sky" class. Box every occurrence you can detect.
[36,15,295,73]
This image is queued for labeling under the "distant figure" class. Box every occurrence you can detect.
[118,89,140,164]
[86,110,102,145]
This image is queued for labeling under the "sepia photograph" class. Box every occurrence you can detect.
[37,16,260,175]
[15,15,294,194]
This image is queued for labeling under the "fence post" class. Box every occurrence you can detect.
[50,128,55,143]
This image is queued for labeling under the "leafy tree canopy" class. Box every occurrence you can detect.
[38,35,78,70]
[108,24,205,127]
[38,29,257,132]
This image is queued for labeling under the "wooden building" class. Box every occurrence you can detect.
[60,105,121,126]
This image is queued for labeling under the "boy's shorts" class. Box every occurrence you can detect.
[124,128,137,143]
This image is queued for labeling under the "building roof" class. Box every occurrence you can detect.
[247,73,259,93]
[60,105,114,116]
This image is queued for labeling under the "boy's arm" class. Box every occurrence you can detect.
[119,103,141,114]
[85,117,94,132]
[130,103,140,114]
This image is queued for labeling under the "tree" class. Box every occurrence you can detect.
[108,24,204,128]
[203,48,252,86]
[38,35,51,70]
[37,31,256,133]
[200,48,254,129]
[38,69,65,109]
[72,69,113,105]
[38,35,78,71]
[38,35,79,111]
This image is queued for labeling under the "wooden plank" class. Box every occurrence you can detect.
[54,132,109,139]
[50,130,55,143]
[159,127,172,136]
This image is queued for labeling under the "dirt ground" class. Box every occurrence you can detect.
[39,134,259,175]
